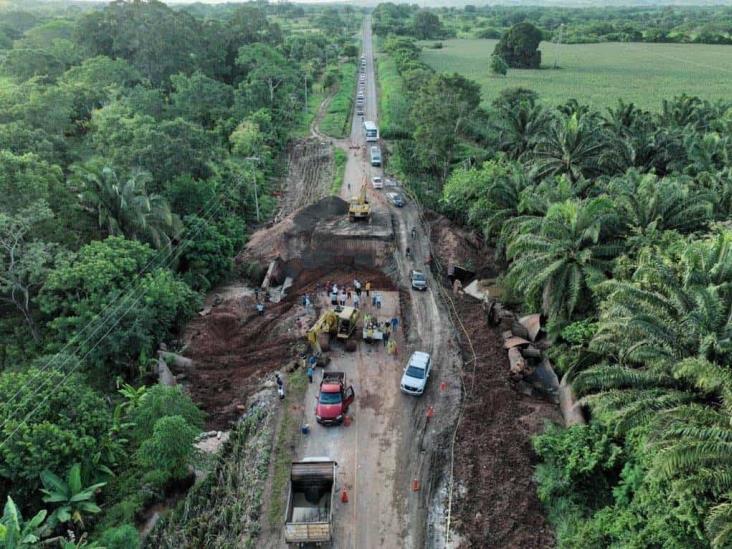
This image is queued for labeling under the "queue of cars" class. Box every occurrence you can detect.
[356,58,432,401]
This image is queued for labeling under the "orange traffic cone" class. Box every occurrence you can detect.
[426,406,434,421]
[341,489,349,503]
[440,381,447,392]
[412,479,421,492]
[343,415,352,427]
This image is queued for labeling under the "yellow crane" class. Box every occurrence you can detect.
[348,182,370,221]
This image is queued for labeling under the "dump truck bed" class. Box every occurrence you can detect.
[284,459,337,544]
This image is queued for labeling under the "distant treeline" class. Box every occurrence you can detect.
[373,3,732,45]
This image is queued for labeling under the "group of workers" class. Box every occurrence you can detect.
[323,279,382,310]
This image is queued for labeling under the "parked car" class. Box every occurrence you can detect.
[316,372,355,425]
[386,192,405,207]
[400,351,432,396]
[372,176,383,189]
[410,270,427,291]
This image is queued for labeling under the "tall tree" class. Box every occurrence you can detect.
[506,198,621,320]
[0,201,64,341]
[493,22,542,69]
[532,113,607,182]
[75,164,180,250]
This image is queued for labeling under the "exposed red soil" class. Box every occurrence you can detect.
[450,294,561,548]
[425,210,497,278]
[427,219,560,548]
[184,266,396,430]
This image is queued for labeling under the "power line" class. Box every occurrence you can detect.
[0,190,225,411]
[0,192,229,440]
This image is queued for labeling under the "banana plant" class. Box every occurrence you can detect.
[0,496,47,548]
[40,464,106,528]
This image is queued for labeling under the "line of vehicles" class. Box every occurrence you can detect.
[286,49,434,547]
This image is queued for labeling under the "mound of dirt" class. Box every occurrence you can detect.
[450,293,561,548]
[425,210,497,278]
[240,196,350,266]
[292,196,349,232]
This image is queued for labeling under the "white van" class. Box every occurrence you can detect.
[370,146,381,167]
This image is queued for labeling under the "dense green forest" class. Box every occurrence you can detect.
[373,3,732,44]
[376,17,732,549]
[0,1,359,545]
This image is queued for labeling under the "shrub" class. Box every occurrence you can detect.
[99,523,140,549]
[137,416,199,481]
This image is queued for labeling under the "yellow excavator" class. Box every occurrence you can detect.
[307,306,360,356]
[348,182,370,221]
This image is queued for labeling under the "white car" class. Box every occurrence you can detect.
[372,176,383,189]
[400,351,432,396]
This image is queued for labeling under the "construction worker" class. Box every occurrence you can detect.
[276,373,285,399]
[391,317,399,332]
[256,302,264,316]
[411,227,416,239]
[383,326,390,348]
[375,293,382,310]
[387,339,397,355]
[365,281,371,297]
[307,364,314,383]
[406,246,411,258]
[354,294,360,308]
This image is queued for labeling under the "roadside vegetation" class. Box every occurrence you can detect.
[0,0,361,545]
[319,62,358,139]
[375,8,732,548]
[331,149,348,195]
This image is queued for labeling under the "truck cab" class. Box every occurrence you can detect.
[316,372,355,425]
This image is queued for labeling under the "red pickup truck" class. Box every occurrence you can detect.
[315,372,355,426]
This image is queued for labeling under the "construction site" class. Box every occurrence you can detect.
[155,17,564,549]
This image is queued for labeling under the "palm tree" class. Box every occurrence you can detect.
[573,234,732,547]
[506,197,621,320]
[602,101,657,172]
[493,100,552,160]
[480,163,533,240]
[531,112,608,182]
[591,236,732,366]
[75,163,181,249]
[608,170,713,250]
[40,464,106,528]
[707,498,732,548]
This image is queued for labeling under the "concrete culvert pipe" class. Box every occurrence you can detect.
[559,373,587,426]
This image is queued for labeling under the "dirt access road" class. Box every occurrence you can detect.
[274,18,464,549]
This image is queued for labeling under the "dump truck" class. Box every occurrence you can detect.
[348,184,370,221]
[284,458,337,545]
[307,306,360,355]
[315,372,355,425]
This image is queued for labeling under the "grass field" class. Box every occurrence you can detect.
[421,39,732,111]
